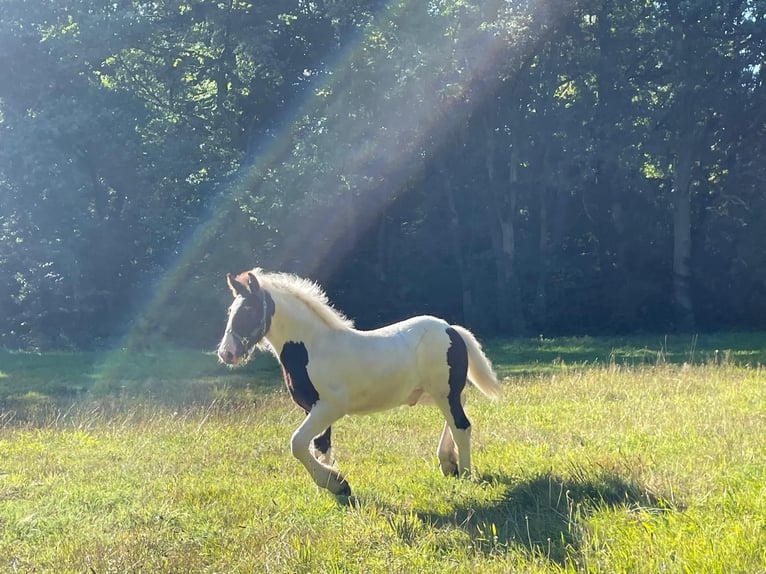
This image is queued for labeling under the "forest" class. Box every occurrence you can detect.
[1,0,765,349]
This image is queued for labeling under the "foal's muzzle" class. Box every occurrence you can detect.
[218,348,237,365]
[217,330,247,365]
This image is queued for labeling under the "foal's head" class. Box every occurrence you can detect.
[217,272,274,366]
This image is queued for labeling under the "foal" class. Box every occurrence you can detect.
[217,269,500,496]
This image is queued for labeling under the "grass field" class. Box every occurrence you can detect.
[1,333,765,572]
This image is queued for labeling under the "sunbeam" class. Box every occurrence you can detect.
[94,0,557,380]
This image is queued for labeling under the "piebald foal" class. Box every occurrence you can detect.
[217,269,500,496]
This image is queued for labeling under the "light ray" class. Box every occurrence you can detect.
[94,0,554,382]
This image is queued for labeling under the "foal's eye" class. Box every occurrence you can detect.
[233,301,260,330]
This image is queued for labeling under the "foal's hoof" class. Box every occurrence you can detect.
[333,478,352,497]
[439,461,459,477]
[325,474,351,497]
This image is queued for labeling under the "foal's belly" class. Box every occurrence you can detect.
[345,374,420,414]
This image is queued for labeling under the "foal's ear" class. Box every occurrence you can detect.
[227,273,250,298]
[246,272,260,294]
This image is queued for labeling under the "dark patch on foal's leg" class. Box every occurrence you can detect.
[445,327,471,430]
[279,341,320,412]
[313,426,332,456]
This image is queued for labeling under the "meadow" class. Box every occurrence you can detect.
[0,333,764,573]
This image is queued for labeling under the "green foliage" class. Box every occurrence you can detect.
[0,335,765,571]
[1,0,766,348]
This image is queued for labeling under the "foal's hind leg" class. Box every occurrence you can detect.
[437,421,458,476]
[434,397,472,477]
[437,327,472,476]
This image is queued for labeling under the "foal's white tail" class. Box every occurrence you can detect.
[451,325,501,399]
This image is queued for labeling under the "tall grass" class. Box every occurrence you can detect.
[0,335,764,572]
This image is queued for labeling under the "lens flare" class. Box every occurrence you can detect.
[94,1,552,383]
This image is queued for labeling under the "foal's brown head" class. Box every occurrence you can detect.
[217,272,274,365]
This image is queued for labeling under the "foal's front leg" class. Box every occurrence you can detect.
[312,426,334,466]
[290,402,350,495]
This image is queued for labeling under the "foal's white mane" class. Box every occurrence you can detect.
[250,268,355,330]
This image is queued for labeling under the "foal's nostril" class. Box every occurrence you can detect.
[220,350,234,364]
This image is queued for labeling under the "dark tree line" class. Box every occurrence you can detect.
[1,0,765,349]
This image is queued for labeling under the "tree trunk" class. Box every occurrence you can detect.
[483,114,525,335]
[671,147,695,331]
[440,159,475,326]
[534,180,549,326]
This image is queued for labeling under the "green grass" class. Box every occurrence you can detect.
[1,333,765,572]
[0,347,281,413]
[484,331,766,378]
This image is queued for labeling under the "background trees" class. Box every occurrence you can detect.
[1,0,764,349]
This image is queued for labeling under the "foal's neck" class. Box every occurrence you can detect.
[264,290,334,353]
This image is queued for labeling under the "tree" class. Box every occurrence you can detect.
[2,0,765,347]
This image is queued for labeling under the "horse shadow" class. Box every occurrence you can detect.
[350,466,680,565]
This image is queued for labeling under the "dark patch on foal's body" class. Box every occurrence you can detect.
[279,341,331,456]
[445,327,471,430]
[280,341,320,411]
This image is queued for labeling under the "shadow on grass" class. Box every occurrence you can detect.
[369,467,681,566]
